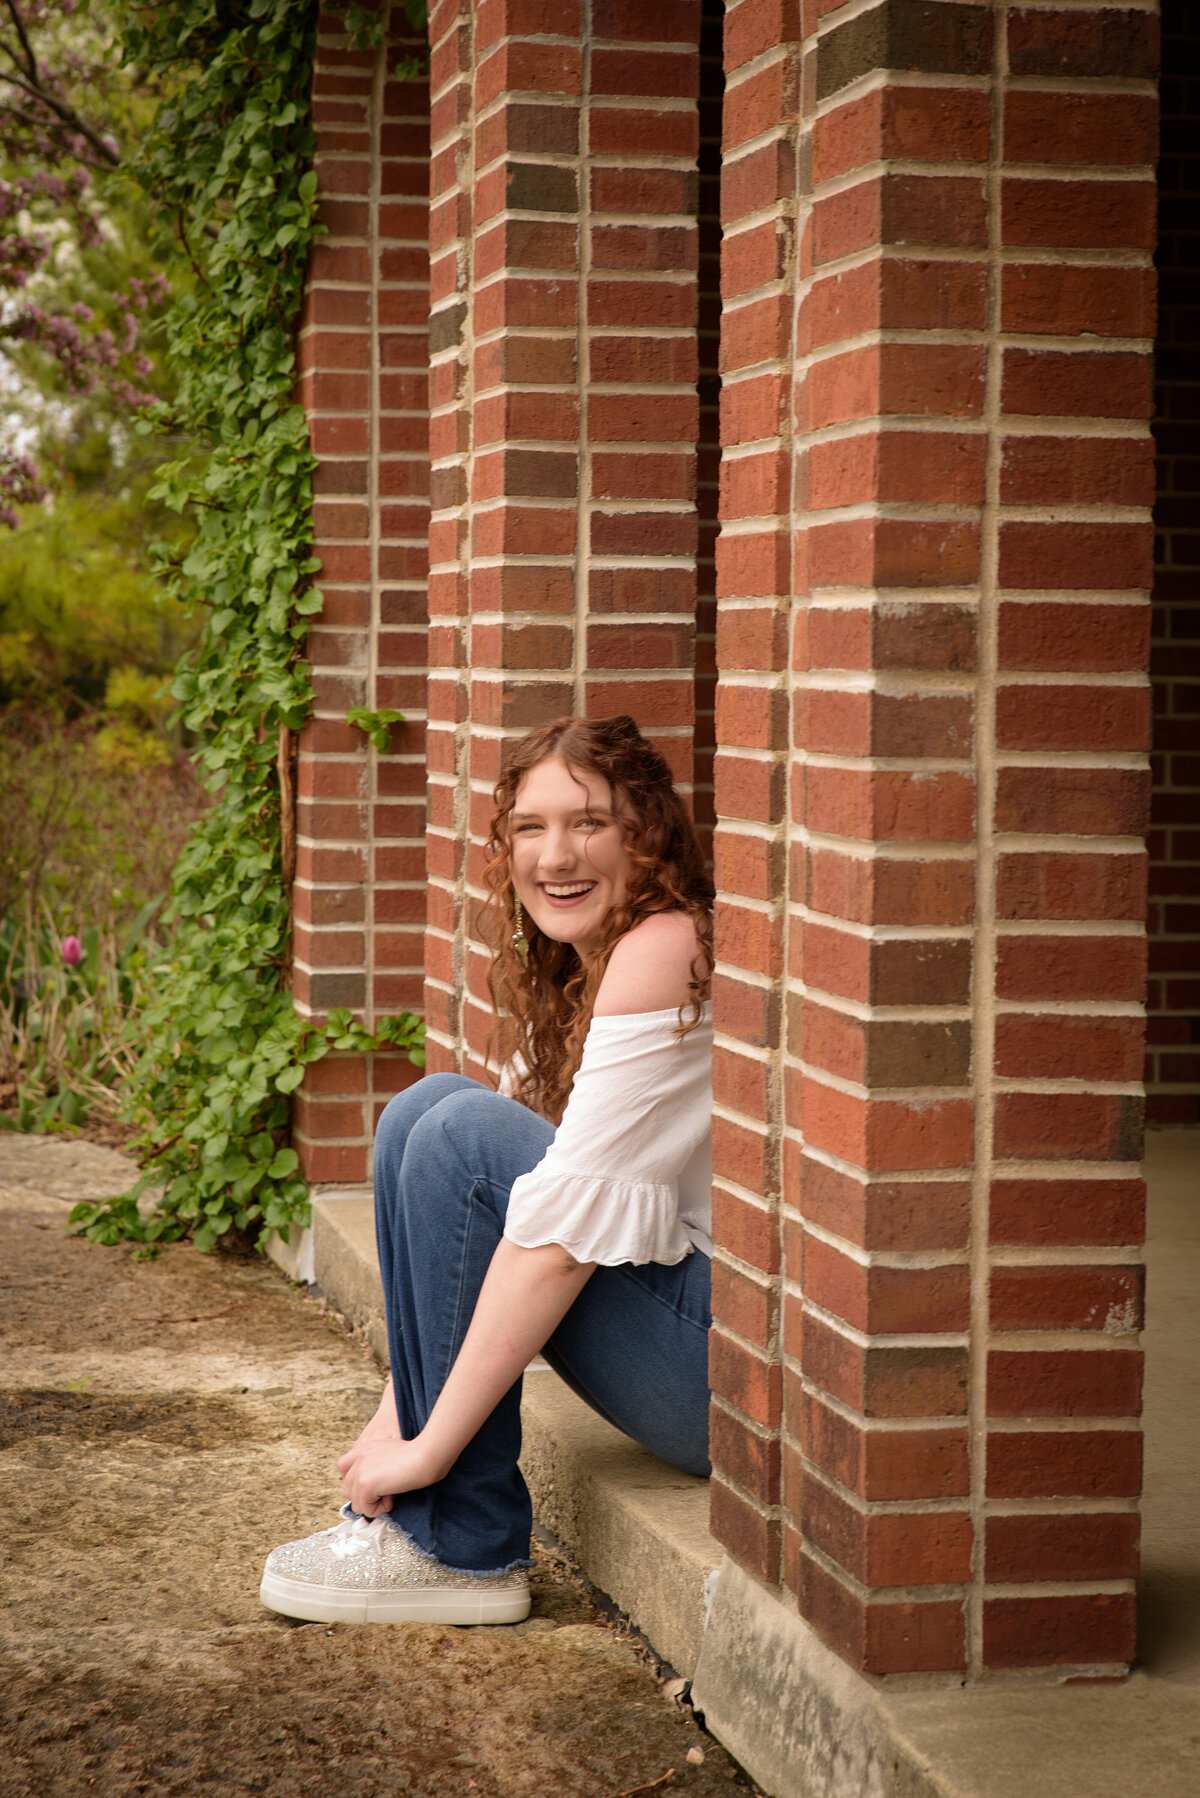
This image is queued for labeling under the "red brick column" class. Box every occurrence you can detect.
[423,0,705,1081]
[706,0,799,1602]
[981,3,1155,1675]
[1149,0,1200,1127]
[791,3,989,1670]
[293,6,430,1183]
[710,0,1154,1680]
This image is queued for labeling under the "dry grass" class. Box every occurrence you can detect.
[0,707,206,1136]
[0,902,157,1134]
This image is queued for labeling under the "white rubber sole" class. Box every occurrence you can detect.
[259,1569,531,1626]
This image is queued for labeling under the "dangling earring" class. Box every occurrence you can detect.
[512,894,530,966]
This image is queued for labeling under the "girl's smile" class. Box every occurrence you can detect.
[509,757,633,957]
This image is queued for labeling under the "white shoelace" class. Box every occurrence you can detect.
[328,1516,386,1561]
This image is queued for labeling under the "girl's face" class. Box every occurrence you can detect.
[509,756,634,958]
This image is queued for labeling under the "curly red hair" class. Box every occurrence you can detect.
[481,715,714,1124]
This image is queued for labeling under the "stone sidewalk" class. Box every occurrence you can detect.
[0,1134,757,1798]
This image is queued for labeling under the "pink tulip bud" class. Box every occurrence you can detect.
[61,936,83,966]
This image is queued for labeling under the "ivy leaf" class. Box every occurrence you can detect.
[346,706,405,752]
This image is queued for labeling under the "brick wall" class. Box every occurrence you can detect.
[709,0,1155,1679]
[291,0,1165,1686]
[422,0,707,1082]
[1149,0,1200,1126]
[293,6,430,1184]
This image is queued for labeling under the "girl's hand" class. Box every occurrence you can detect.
[338,1382,403,1475]
[339,1437,439,1518]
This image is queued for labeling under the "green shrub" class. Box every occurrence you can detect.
[0,708,205,928]
[0,457,193,714]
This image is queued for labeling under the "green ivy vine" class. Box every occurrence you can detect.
[71,0,425,1255]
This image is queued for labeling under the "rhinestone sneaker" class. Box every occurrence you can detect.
[260,1515,532,1626]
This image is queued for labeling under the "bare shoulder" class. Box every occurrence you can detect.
[593,911,706,1017]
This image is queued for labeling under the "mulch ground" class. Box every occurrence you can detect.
[0,1135,759,1798]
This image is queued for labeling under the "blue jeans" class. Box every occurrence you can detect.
[372,1073,712,1573]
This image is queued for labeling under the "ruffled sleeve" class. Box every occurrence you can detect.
[502,1007,712,1267]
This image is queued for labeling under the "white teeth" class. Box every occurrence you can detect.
[542,883,595,897]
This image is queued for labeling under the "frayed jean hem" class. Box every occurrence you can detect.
[340,1502,535,1578]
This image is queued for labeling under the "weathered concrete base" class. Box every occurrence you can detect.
[694,1550,1200,1798]
[694,1133,1200,1798]
[264,1219,314,1286]
[265,1187,377,1297]
[692,1558,942,1798]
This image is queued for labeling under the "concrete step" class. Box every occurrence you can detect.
[520,1369,719,1679]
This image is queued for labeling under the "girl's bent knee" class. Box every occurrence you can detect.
[407,1085,514,1167]
[403,1086,553,1200]
[374,1074,480,1174]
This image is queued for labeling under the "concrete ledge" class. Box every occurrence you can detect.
[693,1554,1200,1798]
[520,1369,719,1678]
[308,1190,389,1361]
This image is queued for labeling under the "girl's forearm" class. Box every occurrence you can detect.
[415,1238,594,1482]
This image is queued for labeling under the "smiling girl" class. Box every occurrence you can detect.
[260,715,714,1625]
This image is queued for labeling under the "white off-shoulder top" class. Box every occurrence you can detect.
[502,1005,713,1267]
